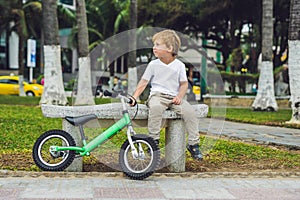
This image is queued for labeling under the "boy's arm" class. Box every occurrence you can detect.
[172,81,188,105]
[133,79,149,99]
[129,79,149,106]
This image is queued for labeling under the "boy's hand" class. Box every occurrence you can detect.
[129,96,137,106]
[172,96,182,105]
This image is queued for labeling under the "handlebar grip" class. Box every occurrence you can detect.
[103,90,112,96]
[128,98,133,104]
[104,90,136,106]
[103,90,117,97]
[128,97,137,106]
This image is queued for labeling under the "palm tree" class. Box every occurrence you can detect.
[40,0,68,105]
[11,3,27,96]
[74,0,95,105]
[287,0,300,123]
[127,0,137,95]
[85,0,137,92]
[252,0,278,111]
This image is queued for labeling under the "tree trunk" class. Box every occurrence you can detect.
[127,0,138,95]
[40,0,68,105]
[252,0,278,111]
[74,0,94,105]
[287,0,300,123]
[17,21,26,96]
[11,3,26,97]
[128,0,137,68]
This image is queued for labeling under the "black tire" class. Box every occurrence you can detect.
[32,129,76,171]
[26,91,35,96]
[119,134,160,180]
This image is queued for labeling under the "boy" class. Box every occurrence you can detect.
[130,29,202,160]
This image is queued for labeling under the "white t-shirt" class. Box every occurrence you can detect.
[142,58,187,96]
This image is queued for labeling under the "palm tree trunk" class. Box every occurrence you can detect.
[74,0,94,105]
[127,0,138,95]
[15,21,26,96]
[13,1,26,96]
[252,0,278,111]
[18,31,26,96]
[287,0,300,123]
[40,0,68,105]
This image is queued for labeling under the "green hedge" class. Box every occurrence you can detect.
[206,66,285,93]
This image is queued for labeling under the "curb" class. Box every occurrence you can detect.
[1,170,299,179]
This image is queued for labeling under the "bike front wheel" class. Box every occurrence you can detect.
[32,129,76,171]
[119,134,160,180]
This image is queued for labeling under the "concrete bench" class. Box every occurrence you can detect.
[41,103,208,173]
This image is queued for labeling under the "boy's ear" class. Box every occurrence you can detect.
[167,46,173,53]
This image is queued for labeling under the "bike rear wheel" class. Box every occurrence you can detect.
[119,134,160,180]
[32,130,76,171]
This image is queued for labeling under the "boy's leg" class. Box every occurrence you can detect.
[147,95,169,140]
[171,100,200,145]
[171,100,202,160]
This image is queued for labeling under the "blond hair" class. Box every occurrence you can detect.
[152,29,181,56]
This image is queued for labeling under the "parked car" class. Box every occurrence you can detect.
[0,75,43,96]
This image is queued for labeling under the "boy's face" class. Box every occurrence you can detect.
[153,39,172,57]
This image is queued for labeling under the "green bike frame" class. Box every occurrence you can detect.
[53,112,131,156]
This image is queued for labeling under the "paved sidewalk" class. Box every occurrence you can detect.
[0,172,299,200]
[199,118,300,149]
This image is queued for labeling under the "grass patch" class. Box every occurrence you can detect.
[207,138,299,165]
[0,95,41,106]
[224,108,292,125]
[0,105,61,151]
[0,95,114,106]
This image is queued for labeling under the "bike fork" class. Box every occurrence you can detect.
[126,125,144,159]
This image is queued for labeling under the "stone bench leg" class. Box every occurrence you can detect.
[62,120,83,172]
[165,119,186,172]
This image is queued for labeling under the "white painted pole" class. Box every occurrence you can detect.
[29,67,33,83]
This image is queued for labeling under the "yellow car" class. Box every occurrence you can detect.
[0,76,43,96]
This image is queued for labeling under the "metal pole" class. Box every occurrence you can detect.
[200,37,207,101]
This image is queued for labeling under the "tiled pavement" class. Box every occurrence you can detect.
[0,173,299,200]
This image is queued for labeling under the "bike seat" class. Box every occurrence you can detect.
[65,114,97,126]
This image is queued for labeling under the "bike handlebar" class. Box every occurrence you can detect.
[103,90,135,105]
